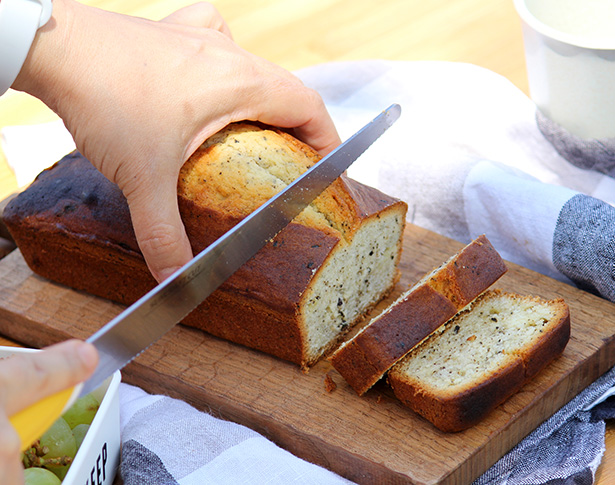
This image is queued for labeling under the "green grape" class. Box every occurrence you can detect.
[49,463,69,481]
[72,423,90,450]
[40,417,76,459]
[90,384,107,405]
[23,467,61,485]
[22,392,102,481]
[39,417,76,480]
[62,394,100,429]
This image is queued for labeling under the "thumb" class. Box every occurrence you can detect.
[160,2,233,38]
[125,179,194,283]
[1,340,98,416]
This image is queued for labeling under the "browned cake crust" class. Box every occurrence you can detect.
[329,235,507,395]
[3,123,408,368]
[387,290,571,432]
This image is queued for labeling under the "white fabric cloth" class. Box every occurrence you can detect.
[119,384,350,484]
[1,119,75,187]
[297,60,615,286]
[5,59,615,484]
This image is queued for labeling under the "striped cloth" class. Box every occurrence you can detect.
[119,384,351,484]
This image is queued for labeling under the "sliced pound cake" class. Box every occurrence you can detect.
[330,235,507,395]
[3,122,408,368]
[388,289,570,432]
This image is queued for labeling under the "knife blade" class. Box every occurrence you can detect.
[9,103,401,449]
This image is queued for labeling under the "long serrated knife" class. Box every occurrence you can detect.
[10,104,401,449]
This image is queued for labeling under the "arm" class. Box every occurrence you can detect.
[11,0,341,281]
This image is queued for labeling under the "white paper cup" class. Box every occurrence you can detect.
[514,0,615,139]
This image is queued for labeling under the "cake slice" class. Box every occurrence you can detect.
[388,289,570,432]
[329,235,507,395]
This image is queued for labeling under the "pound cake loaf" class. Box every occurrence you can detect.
[388,289,570,432]
[330,235,507,395]
[3,122,408,368]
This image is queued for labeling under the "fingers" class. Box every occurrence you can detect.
[0,411,23,485]
[0,340,98,417]
[273,93,341,156]
[0,341,97,484]
[222,49,341,155]
[124,177,194,283]
[161,2,233,38]
[289,94,341,156]
[244,67,341,155]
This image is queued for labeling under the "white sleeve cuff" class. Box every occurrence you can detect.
[0,0,53,96]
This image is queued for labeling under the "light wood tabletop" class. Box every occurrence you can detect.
[0,1,613,483]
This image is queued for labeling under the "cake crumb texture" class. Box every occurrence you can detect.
[388,289,570,432]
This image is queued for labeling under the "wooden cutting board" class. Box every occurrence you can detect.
[0,224,613,484]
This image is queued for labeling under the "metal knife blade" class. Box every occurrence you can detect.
[80,103,401,396]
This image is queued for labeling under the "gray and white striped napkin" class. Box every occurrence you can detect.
[119,384,351,484]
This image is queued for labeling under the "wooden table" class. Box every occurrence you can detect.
[0,1,613,483]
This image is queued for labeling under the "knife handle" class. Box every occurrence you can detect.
[9,384,81,451]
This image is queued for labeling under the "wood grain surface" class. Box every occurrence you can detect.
[0,225,613,484]
[1,0,614,483]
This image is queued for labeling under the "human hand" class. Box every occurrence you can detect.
[13,0,341,282]
[0,340,97,485]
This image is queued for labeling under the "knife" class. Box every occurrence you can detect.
[10,104,401,450]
